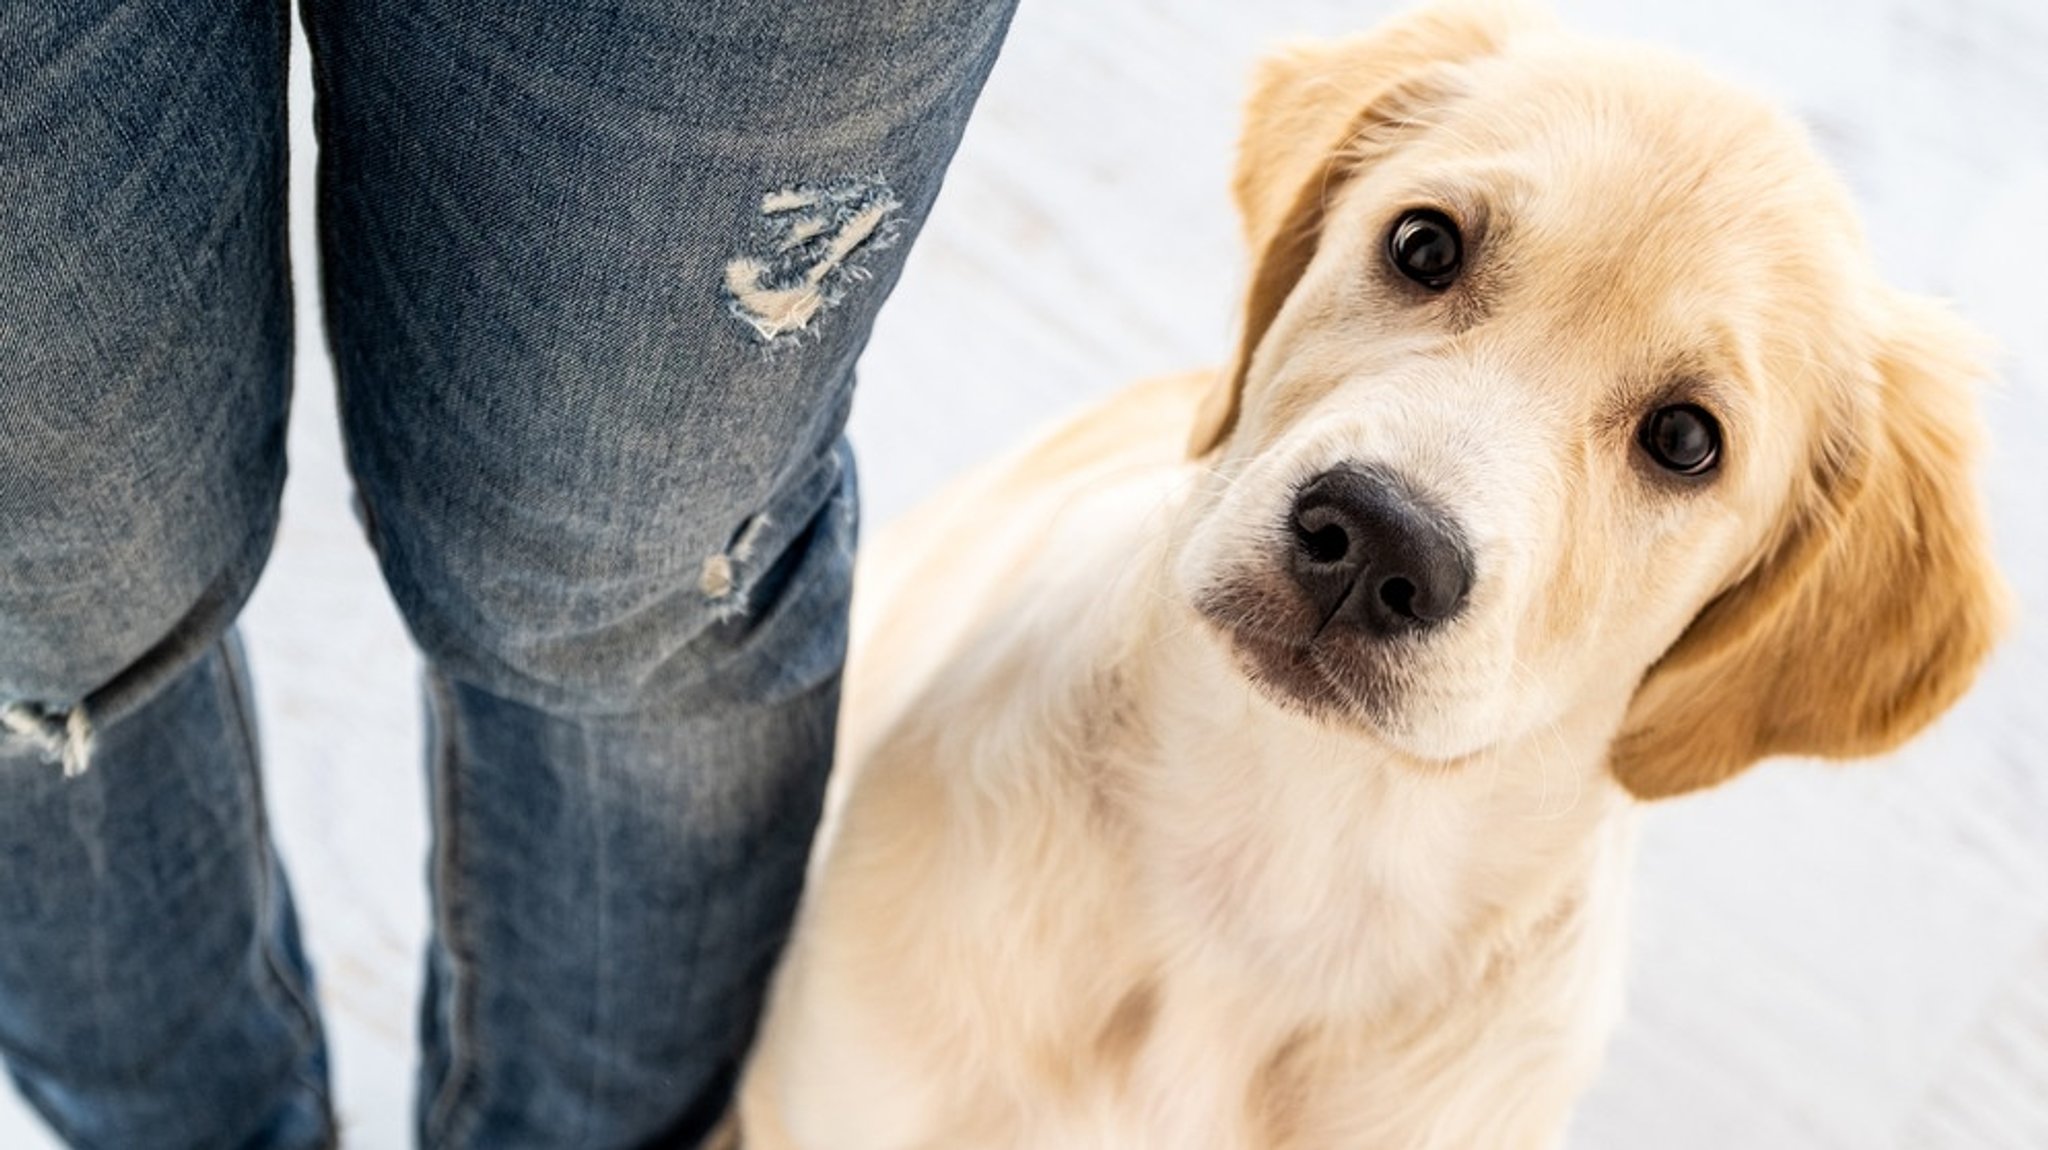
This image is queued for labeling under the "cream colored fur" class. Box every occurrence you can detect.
[734,3,2007,1147]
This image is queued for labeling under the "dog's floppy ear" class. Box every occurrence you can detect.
[1610,296,2009,799]
[1188,0,1550,456]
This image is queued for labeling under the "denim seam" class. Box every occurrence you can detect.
[571,720,608,1148]
[219,639,338,1147]
[421,674,483,1149]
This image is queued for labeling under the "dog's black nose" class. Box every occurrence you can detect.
[1288,466,1473,636]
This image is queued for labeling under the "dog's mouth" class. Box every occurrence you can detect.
[1226,627,1362,715]
[1198,602,1512,772]
[1194,581,1408,725]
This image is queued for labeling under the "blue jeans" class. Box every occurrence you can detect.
[0,0,1015,1145]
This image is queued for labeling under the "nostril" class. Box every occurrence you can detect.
[1297,521,1351,565]
[1378,576,1417,618]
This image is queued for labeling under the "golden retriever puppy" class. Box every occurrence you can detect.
[736,2,2009,1146]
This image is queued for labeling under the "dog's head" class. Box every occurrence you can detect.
[1175,0,2007,798]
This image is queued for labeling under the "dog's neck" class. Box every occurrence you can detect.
[894,456,1640,1027]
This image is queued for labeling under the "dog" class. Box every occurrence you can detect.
[734,2,2009,1146]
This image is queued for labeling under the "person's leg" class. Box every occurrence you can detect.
[0,2,331,1147]
[297,0,1015,1144]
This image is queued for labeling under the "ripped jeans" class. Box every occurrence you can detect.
[0,0,1015,1146]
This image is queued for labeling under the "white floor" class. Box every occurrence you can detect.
[6,1,2045,1146]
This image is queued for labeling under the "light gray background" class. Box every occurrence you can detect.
[5,1,2042,1145]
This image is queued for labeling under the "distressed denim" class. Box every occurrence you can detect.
[0,0,1016,1146]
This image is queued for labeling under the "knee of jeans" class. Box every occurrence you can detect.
[378,444,858,720]
[0,484,278,775]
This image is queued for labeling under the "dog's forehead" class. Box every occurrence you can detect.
[1435,47,1861,274]
[1330,45,1874,386]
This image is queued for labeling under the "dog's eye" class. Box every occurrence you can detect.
[1638,404,1722,476]
[1387,209,1463,290]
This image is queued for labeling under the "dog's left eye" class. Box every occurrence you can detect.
[1387,209,1463,290]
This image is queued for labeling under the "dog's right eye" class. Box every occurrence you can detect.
[1638,404,1722,476]
[1387,209,1463,290]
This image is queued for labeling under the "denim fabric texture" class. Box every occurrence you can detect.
[0,0,1017,1146]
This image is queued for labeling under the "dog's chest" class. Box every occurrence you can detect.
[1020,974,1543,1150]
[1026,981,1304,1150]
[1010,972,1590,1150]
